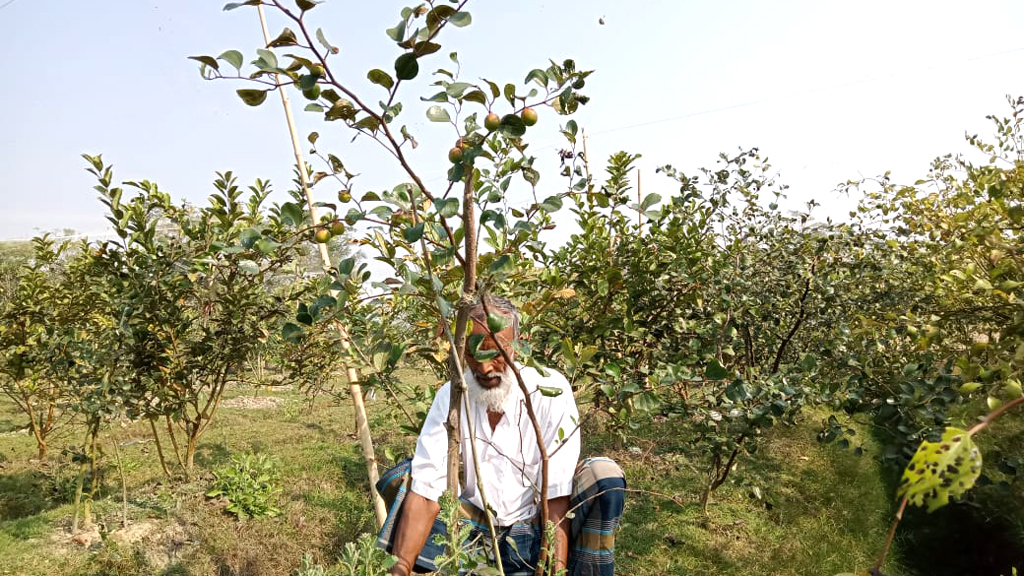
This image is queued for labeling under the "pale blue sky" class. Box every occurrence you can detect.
[3,1,1024,240]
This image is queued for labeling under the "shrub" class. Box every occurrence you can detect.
[206,452,282,519]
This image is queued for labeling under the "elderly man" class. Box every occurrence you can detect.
[376,295,625,576]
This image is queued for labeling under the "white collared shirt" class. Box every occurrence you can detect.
[409,366,581,526]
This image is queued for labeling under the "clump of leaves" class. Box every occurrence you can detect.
[431,491,499,576]
[333,533,398,576]
[295,552,331,576]
[206,452,282,519]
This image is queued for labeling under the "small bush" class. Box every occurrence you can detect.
[206,452,282,519]
[335,533,397,576]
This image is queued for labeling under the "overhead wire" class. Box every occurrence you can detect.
[417,44,1024,187]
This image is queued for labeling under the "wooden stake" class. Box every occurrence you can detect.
[256,5,386,527]
[637,169,642,228]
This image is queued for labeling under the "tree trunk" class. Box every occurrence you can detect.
[446,171,478,495]
[71,423,94,534]
[23,397,46,460]
[149,418,172,478]
[185,422,199,472]
[165,415,187,472]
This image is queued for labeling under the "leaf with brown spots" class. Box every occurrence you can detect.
[897,427,982,512]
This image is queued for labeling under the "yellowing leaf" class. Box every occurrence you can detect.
[898,427,981,512]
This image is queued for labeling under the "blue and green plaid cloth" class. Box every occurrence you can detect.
[376,457,625,576]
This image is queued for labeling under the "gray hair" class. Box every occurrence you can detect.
[468,294,520,342]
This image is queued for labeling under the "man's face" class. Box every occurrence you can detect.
[465,319,515,389]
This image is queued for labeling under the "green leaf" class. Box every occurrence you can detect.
[338,257,356,276]
[634,391,660,412]
[296,0,318,11]
[394,53,419,80]
[487,313,507,334]
[1005,379,1023,398]
[472,348,499,362]
[484,79,500,99]
[437,198,459,218]
[414,41,442,57]
[446,82,472,98]
[386,19,407,42]
[239,228,260,249]
[325,99,357,121]
[354,115,381,131]
[426,105,451,122]
[898,427,982,512]
[524,68,548,87]
[402,223,425,242]
[223,0,260,10]
[988,396,1003,411]
[959,382,982,393]
[267,28,298,47]
[504,83,516,107]
[237,89,268,106]
[447,163,466,183]
[255,48,278,70]
[522,167,540,187]
[421,91,448,103]
[237,260,259,274]
[315,28,337,54]
[218,50,244,71]
[281,323,303,343]
[449,11,472,27]
[188,55,219,71]
[538,196,562,213]
[499,114,526,137]
[537,385,563,397]
[463,90,487,105]
[705,359,730,380]
[279,202,304,226]
[640,193,661,211]
[367,69,394,90]
[426,5,457,29]
[489,254,513,273]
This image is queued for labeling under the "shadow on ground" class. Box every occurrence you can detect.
[0,470,53,520]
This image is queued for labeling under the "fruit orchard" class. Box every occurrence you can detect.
[1,2,1024,576]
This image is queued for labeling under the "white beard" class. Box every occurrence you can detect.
[464,367,515,412]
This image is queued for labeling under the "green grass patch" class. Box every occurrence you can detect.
[0,378,953,576]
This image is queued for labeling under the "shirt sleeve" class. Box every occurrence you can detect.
[409,382,452,502]
[539,372,581,500]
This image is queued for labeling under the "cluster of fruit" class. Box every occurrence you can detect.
[313,219,346,243]
[448,108,537,163]
[311,188,354,243]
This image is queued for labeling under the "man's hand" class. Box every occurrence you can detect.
[545,495,572,572]
[389,491,441,576]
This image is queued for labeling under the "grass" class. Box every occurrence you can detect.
[1,371,1010,576]
[601,407,899,576]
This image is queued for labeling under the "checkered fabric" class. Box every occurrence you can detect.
[376,457,626,576]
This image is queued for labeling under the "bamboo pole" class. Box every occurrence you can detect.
[256,5,386,527]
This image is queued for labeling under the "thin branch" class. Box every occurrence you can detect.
[771,262,815,373]
[480,296,551,576]
[873,496,908,574]
[968,393,1024,436]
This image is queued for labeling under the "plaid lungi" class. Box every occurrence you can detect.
[376,457,625,576]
